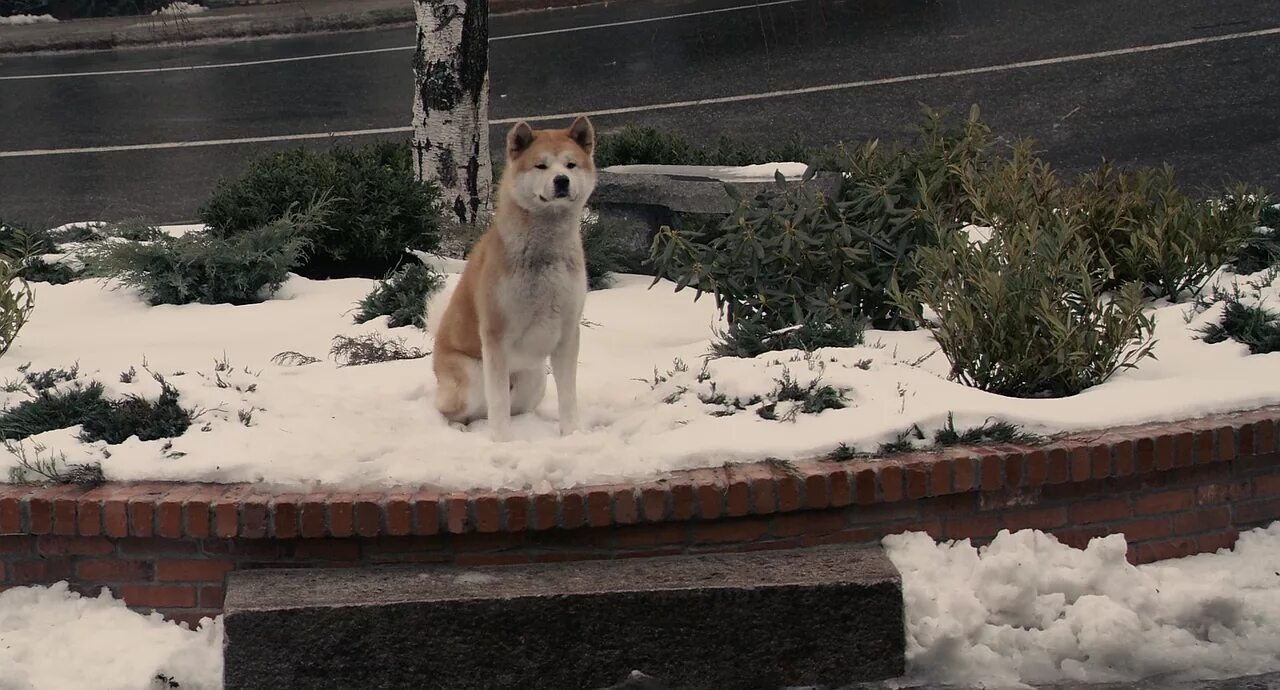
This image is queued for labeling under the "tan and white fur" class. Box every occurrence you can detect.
[430,116,597,441]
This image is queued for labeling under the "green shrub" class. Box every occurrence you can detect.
[0,383,110,441]
[88,201,320,305]
[1066,164,1264,300]
[2,0,176,20]
[21,363,81,392]
[200,142,442,279]
[1232,204,1280,275]
[79,380,192,444]
[102,218,164,242]
[354,262,443,329]
[1197,282,1280,355]
[593,126,814,168]
[0,256,35,360]
[582,215,648,289]
[896,147,1158,398]
[20,257,82,285]
[933,413,1039,446]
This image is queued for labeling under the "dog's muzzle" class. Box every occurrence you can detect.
[553,175,571,199]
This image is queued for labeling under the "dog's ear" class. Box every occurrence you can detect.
[568,116,594,154]
[507,121,535,158]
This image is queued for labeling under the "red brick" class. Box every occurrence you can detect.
[502,494,529,533]
[669,481,695,520]
[1003,452,1025,489]
[1173,432,1194,468]
[155,488,189,540]
[773,511,845,537]
[1239,422,1256,456]
[269,495,300,539]
[611,487,638,525]
[1198,481,1250,506]
[293,539,359,562]
[127,487,168,538]
[1069,498,1131,524]
[1135,437,1156,474]
[930,459,953,497]
[777,474,802,512]
[798,466,830,510]
[531,493,557,530]
[560,492,586,530]
[10,558,72,584]
[979,453,1002,492]
[905,465,928,500]
[1131,538,1198,564]
[1217,426,1237,461]
[156,559,234,582]
[199,586,225,609]
[0,488,26,534]
[828,468,852,507]
[690,518,769,544]
[880,464,904,503]
[118,538,197,556]
[184,486,219,539]
[1255,475,1280,498]
[212,486,251,539]
[854,467,876,504]
[1195,429,1215,464]
[76,559,152,582]
[1047,448,1070,484]
[0,535,35,553]
[1153,434,1175,470]
[1256,419,1276,454]
[953,455,977,492]
[692,469,726,520]
[454,531,529,552]
[885,520,944,540]
[443,495,469,534]
[1070,447,1091,482]
[240,494,270,539]
[1235,497,1280,525]
[412,491,440,535]
[117,585,196,609]
[51,486,83,536]
[945,515,1001,541]
[328,494,356,537]
[299,495,327,539]
[585,489,611,528]
[472,494,500,534]
[27,490,54,535]
[802,527,877,547]
[1055,525,1110,550]
[1135,489,1194,515]
[376,494,409,538]
[1114,439,1135,476]
[725,470,749,517]
[76,488,108,537]
[1025,450,1048,487]
[1002,507,1068,532]
[1173,507,1231,535]
[642,485,669,521]
[1090,444,1112,479]
[1117,517,1172,542]
[747,467,776,515]
[37,535,113,556]
[613,523,686,548]
[1197,530,1240,554]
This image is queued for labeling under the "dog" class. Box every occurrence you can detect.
[430,116,597,442]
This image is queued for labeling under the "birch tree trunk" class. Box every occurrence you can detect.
[412,0,492,226]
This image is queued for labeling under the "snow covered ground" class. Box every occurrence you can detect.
[3,525,1278,690]
[1,223,1278,489]
[0,14,58,25]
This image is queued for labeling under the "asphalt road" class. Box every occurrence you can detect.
[1,0,1279,225]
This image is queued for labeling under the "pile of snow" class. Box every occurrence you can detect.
[0,583,221,690]
[0,13,58,25]
[150,2,208,17]
[887,524,1280,688]
[1,223,1278,490]
[602,162,810,181]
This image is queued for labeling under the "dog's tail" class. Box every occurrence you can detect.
[424,284,453,335]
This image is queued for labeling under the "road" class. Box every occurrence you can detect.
[1,0,1278,225]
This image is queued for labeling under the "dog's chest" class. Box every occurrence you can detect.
[496,246,585,356]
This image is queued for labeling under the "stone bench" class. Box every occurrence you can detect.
[223,544,904,690]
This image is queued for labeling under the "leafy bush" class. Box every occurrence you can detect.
[0,255,35,360]
[1067,164,1264,300]
[1197,281,1280,355]
[200,142,441,279]
[88,201,320,305]
[593,126,814,168]
[2,0,178,20]
[1231,203,1280,275]
[20,257,82,285]
[354,262,443,329]
[896,147,1158,398]
[582,215,648,290]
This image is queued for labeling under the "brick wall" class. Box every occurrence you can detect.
[1,408,1278,624]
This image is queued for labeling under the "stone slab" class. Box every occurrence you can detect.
[223,545,905,690]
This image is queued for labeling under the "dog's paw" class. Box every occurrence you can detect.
[559,419,580,437]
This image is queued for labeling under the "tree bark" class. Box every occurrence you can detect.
[412,0,492,226]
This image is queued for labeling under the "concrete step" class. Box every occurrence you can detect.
[223,544,905,690]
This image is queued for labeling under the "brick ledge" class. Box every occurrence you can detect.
[1,407,1277,541]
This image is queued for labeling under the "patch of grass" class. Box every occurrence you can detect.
[78,378,193,444]
[878,426,925,455]
[933,412,1040,446]
[0,382,110,440]
[756,368,848,422]
[354,262,444,329]
[329,334,426,367]
[5,440,104,487]
[830,443,858,461]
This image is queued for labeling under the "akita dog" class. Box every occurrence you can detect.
[430,116,597,441]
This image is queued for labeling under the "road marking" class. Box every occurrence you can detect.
[0,0,803,81]
[2,25,1277,159]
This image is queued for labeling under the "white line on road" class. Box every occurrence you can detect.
[0,0,803,81]
[2,25,1278,159]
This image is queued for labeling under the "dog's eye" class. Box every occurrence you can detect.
[566,162,577,169]
[535,163,549,170]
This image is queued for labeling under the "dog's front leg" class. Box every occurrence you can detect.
[481,335,513,442]
[550,322,581,436]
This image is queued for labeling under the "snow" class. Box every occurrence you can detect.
[603,162,811,181]
[0,14,57,25]
[885,524,1280,688]
[0,583,221,690]
[150,2,208,17]
[1,223,1278,490]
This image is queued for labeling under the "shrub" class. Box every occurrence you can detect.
[582,215,647,289]
[0,383,110,440]
[20,257,82,285]
[1232,204,1280,274]
[329,334,426,366]
[354,262,443,329]
[87,200,320,305]
[1197,281,1280,355]
[1067,164,1264,300]
[2,0,176,20]
[79,379,192,444]
[593,126,814,168]
[896,147,1157,398]
[0,255,35,360]
[200,142,442,279]
[933,413,1039,446]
